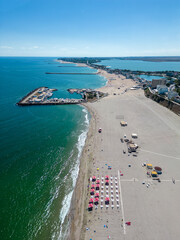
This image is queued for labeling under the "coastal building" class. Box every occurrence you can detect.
[168,91,178,99]
[157,85,168,94]
[152,78,166,88]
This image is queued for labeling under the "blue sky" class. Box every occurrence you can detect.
[0,0,180,56]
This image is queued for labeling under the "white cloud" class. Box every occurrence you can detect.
[32,46,39,49]
[0,46,13,49]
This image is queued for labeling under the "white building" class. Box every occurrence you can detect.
[157,85,168,94]
[168,91,178,99]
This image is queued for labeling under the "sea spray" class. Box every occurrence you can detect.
[57,108,90,240]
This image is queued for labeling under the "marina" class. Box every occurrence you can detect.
[17,87,107,106]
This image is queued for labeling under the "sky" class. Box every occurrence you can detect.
[0,0,180,57]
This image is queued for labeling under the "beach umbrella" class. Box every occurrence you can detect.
[96,179,100,184]
[94,198,99,204]
[89,198,94,203]
[96,184,100,190]
[105,197,109,204]
[105,175,109,180]
[88,203,93,211]
[105,180,109,185]
[92,176,96,182]
[95,192,99,198]
[91,184,95,189]
[90,189,95,195]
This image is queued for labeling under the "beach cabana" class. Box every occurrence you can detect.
[92,176,96,182]
[96,184,100,190]
[90,189,95,195]
[151,171,158,177]
[95,192,99,198]
[88,203,93,211]
[105,197,110,204]
[91,184,95,189]
[147,164,153,169]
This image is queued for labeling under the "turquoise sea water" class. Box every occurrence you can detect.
[99,59,180,71]
[0,57,106,240]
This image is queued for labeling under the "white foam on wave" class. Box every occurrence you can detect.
[57,107,89,240]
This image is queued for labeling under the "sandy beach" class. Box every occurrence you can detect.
[60,61,180,240]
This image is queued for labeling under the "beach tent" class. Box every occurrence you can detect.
[88,204,93,211]
[147,164,153,169]
[96,184,100,190]
[151,171,158,177]
[91,184,95,189]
